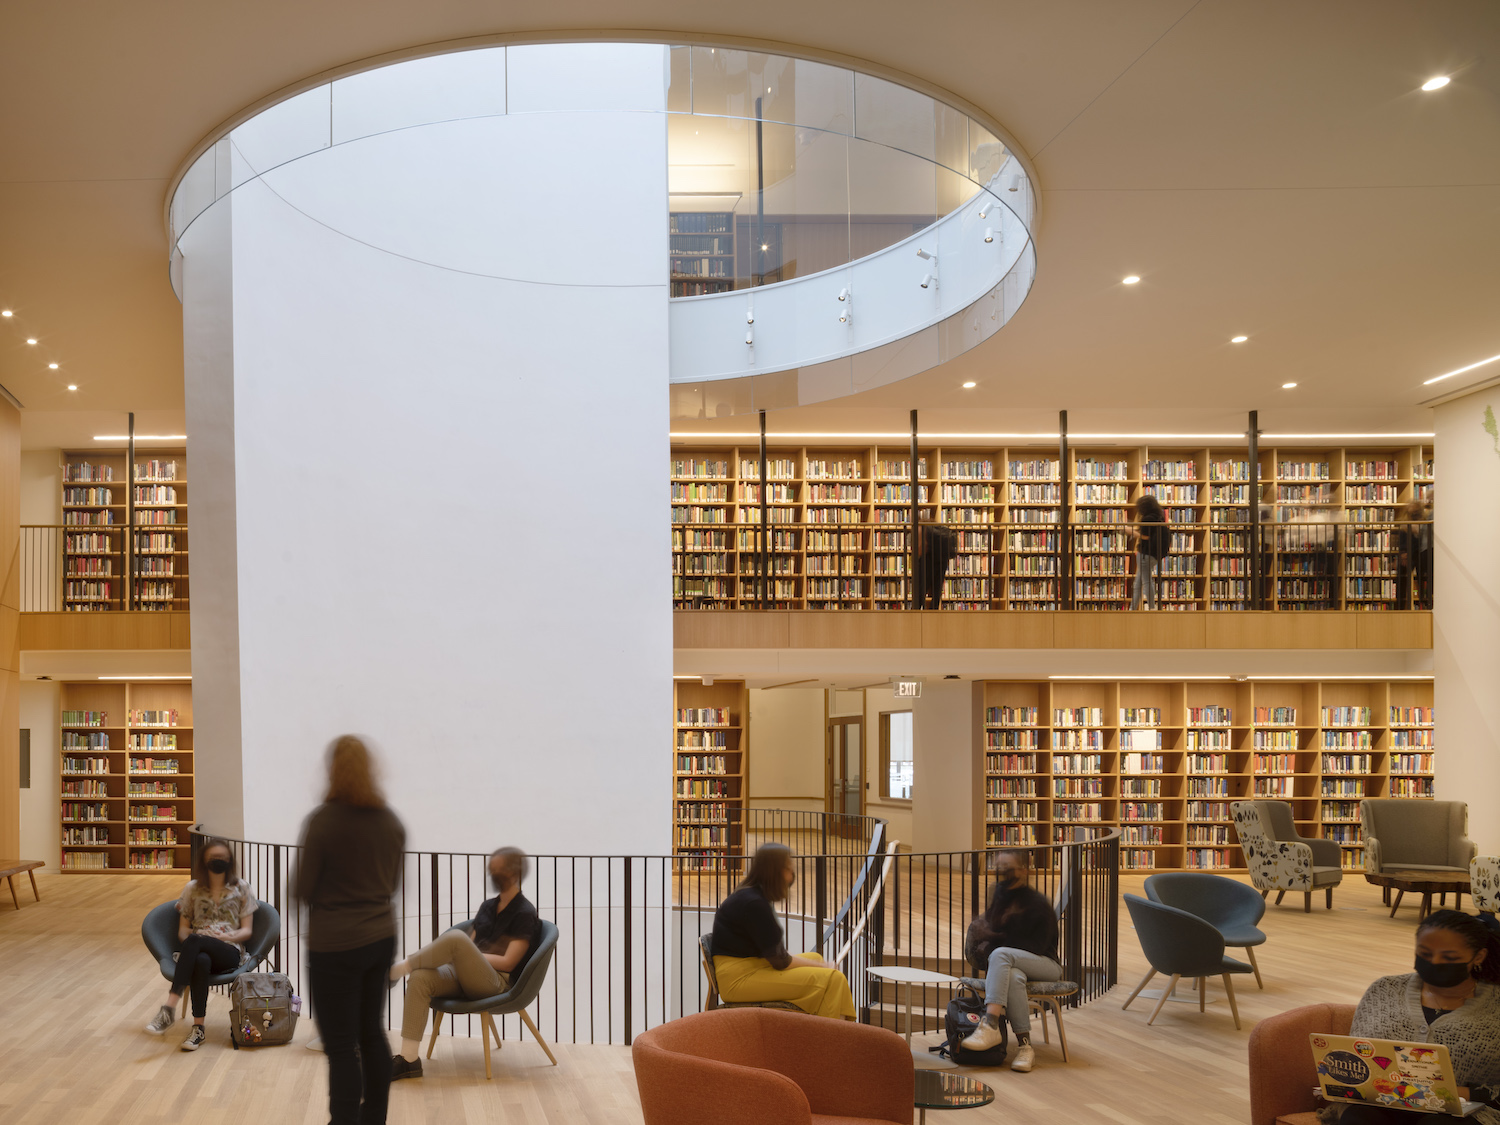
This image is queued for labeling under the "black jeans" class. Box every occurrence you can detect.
[310,936,396,1125]
[170,933,242,1018]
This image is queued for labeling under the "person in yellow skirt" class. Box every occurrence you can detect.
[710,842,856,1020]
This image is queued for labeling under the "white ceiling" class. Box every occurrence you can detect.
[2,1,1497,441]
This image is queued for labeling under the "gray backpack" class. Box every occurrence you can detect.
[228,972,299,1047]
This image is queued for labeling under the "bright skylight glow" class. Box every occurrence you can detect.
[1421,76,1451,91]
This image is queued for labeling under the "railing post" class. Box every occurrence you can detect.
[623,857,634,1046]
[970,849,981,920]
[892,853,901,953]
[1064,843,1083,1000]
[430,853,440,941]
[1059,410,1072,609]
[1106,835,1120,989]
[1248,409,1262,610]
[272,843,283,974]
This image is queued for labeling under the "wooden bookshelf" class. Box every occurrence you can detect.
[63,450,189,611]
[60,680,194,873]
[669,443,1434,611]
[673,679,748,867]
[977,677,1435,873]
[669,212,736,298]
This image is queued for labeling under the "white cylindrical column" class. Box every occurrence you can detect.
[180,45,673,855]
[1433,387,1500,855]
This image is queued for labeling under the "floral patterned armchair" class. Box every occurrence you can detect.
[1230,801,1343,912]
[1471,856,1500,914]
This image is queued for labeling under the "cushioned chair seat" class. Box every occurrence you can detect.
[1388,863,1470,875]
[1310,866,1343,885]
[1248,1002,1356,1125]
[1023,980,1080,997]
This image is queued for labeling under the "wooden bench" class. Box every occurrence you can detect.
[0,860,43,910]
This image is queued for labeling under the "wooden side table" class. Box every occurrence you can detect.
[1364,868,1469,920]
[0,860,43,910]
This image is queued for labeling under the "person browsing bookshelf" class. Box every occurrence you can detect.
[709,843,856,1019]
[142,836,258,1050]
[1329,910,1500,1123]
[1129,493,1170,610]
[960,849,1062,1072]
[388,846,542,1079]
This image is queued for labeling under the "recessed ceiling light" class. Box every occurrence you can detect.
[962,381,977,389]
[1231,335,1249,343]
[66,384,77,391]
[25,338,36,345]
[761,243,769,251]
[1421,76,1450,91]
[0,310,11,317]
[1424,352,1500,386]
[1282,382,1297,389]
[48,362,58,369]
[1122,276,1140,285]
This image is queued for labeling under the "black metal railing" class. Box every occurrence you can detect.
[21,524,189,612]
[188,816,1118,1046]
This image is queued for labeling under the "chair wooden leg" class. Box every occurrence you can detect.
[180,991,189,1019]
[1221,975,1242,1030]
[1326,887,1334,910]
[6,876,17,911]
[1260,888,1269,900]
[1198,978,1206,1013]
[425,1014,444,1059]
[1245,946,1263,989]
[1304,892,1312,914]
[1275,890,1286,905]
[519,1010,558,1066]
[480,1013,495,1080]
[1147,975,1180,1026]
[1051,1000,1070,1063]
[28,869,39,901]
[1121,968,1157,1011]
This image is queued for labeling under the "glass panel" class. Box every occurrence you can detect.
[667,45,691,112]
[668,113,753,295]
[969,121,1007,187]
[785,59,854,135]
[757,122,850,283]
[331,48,506,145]
[844,723,862,815]
[937,162,981,221]
[934,103,968,177]
[689,46,753,118]
[889,712,913,800]
[853,73,935,160]
[848,135,935,258]
[229,84,330,185]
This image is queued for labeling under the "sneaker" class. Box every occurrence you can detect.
[180,1025,207,1052]
[1011,1042,1036,1072]
[145,1005,175,1035]
[390,1055,423,1081]
[963,1014,1005,1052]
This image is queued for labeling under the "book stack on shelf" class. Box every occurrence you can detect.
[62,451,189,611]
[976,677,1434,872]
[667,443,1434,611]
[59,681,194,872]
[669,212,735,298]
[673,679,747,868]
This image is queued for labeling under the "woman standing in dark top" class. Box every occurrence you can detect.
[1130,493,1170,610]
[294,736,406,1125]
[961,850,1061,1072]
[710,843,855,1019]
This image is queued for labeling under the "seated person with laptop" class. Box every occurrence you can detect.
[387,846,542,1079]
[1320,911,1500,1122]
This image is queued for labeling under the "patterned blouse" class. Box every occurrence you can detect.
[177,879,258,963]
[1347,974,1500,1124]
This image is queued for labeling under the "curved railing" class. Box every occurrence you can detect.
[189,815,1117,1044]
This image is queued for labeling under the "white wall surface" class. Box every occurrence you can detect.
[911,680,977,853]
[18,681,59,871]
[181,45,673,855]
[20,450,60,524]
[747,688,825,810]
[1433,389,1500,853]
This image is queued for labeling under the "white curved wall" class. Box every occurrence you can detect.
[182,44,673,854]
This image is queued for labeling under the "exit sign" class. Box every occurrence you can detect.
[893,680,922,698]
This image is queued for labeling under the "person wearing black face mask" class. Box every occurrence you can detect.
[386,846,542,1079]
[960,850,1061,1072]
[1334,910,1500,1123]
[144,837,258,1050]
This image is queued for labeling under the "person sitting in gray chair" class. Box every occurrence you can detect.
[144,837,258,1050]
[961,849,1063,1072]
[387,847,541,1080]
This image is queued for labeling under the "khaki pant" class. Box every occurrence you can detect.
[400,930,511,1041]
[713,951,856,1020]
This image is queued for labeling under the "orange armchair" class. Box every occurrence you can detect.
[1247,1002,1355,1125]
[632,1007,914,1125]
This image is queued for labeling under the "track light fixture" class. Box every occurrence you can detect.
[916,248,937,262]
[745,328,754,346]
[745,304,754,325]
[1006,174,1022,192]
[838,287,848,302]
[984,228,994,244]
[920,273,935,290]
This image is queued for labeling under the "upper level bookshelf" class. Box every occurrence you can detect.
[673,678,748,868]
[978,677,1434,873]
[60,679,194,873]
[669,443,1434,612]
[670,212,736,298]
[63,450,189,611]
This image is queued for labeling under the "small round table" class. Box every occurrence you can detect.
[914,1069,994,1124]
[867,965,960,1070]
[1363,868,1470,920]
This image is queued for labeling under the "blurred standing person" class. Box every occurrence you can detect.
[1129,494,1169,610]
[915,517,958,609]
[1399,497,1434,609]
[295,736,406,1125]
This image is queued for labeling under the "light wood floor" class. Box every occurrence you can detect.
[0,869,1431,1125]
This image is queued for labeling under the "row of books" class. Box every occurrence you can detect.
[63,757,109,775]
[64,826,111,845]
[130,709,181,728]
[131,805,181,821]
[128,758,180,774]
[62,802,109,821]
[129,828,179,845]
[134,486,178,503]
[676,778,733,797]
[63,731,109,749]
[676,754,729,774]
[62,779,109,796]
[1188,778,1230,796]
[676,707,730,726]
[676,730,730,749]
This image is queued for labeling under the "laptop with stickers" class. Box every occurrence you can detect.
[1309,1034,1482,1117]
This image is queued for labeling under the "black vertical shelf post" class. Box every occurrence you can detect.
[758,411,769,610]
[1248,410,1262,610]
[1059,410,1072,609]
[126,412,135,611]
[908,410,919,610]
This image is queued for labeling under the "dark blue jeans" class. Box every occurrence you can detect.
[310,936,396,1125]
[170,933,241,1018]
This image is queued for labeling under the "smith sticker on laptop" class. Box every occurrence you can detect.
[1310,1035,1474,1116]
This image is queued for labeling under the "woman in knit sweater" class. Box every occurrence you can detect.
[1332,910,1500,1124]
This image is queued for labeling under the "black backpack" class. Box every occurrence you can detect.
[929,980,1008,1066]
